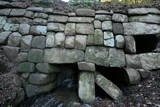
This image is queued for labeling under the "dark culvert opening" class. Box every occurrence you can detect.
[95,66,129,99]
[134,35,158,54]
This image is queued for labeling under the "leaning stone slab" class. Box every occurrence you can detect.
[79,72,95,104]
[76,9,95,17]
[68,17,94,23]
[128,8,160,15]
[78,62,96,72]
[95,73,123,100]
[48,15,68,23]
[123,22,160,35]
[76,24,94,35]
[18,62,35,73]
[125,68,141,85]
[44,48,84,64]
[129,14,160,24]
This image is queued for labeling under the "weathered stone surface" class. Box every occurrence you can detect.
[18,62,35,73]
[25,11,34,18]
[124,36,136,53]
[76,24,94,35]
[95,73,123,100]
[126,54,141,69]
[31,36,46,49]
[95,15,111,21]
[125,68,141,85]
[30,26,47,35]
[10,9,26,16]
[34,12,48,19]
[104,38,115,47]
[33,18,47,25]
[115,35,125,48]
[48,15,68,22]
[78,62,95,72]
[137,69,151,79]
[113,23,124,34]
[8,32,22,47]
[92,29,103,45]
[108,48,126,67]
[0,9,11,16]
[96,10,113,15]
[16,52,28,63]
[0,31,11,44]
[25,82,56,97]
[65,36,75,48]
[75,35,87,50]
[55,32,65,47]
[36,63,60,73]
[128,8,160,15]
[46,32,55,48]
[102,21,112,31]
[28,49,44,63]
[68,17,94,23]
[129,14,160,24]
[47,23,65,32]
[79,72,95,104]
[65,23,76,35]
[76,9,95,16]
[28,73,55,85]
[7,17,33,24]
[123,22,160,35]
[21,35,32,51]
[0,16,7,29]
[94,20,101,29]
[85,46,109,67]
[104,31,114,39]
[19,24,30,35]
[27,7,44,12]
[3,23,19,31]
[3,46,19,62]
[44,48,84,64]
[140,53,158,70]
[112,14,128,22]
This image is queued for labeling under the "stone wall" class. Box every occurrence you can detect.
[0,6,160,101]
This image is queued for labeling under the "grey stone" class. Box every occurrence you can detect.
[27,7,44,12]
[115,35,125,48]
[16,52,28,63]
[18,62,35,73]
[21,35,32,51]
[43,8,53,13]
[108,48,126,67]
[95,15,111,21]
[124,36,136,53]
[104,31,114,39]
[28,73,55,85]
[48,15,68,22]
[126,54,141,69]
[104,38,115,47]
[3,23,19,31]
[102,21,112,31]
[85,46,109,67]
[129,14,160,24]
[128,8,160,15]
[25,11,34,18]
[94,20,101,29]
[19,24,30,35]
[75,35,87,50]
[21,73,30,79]
[112,14,128,22]
[76,9,95,16]
[79,72,95,104]
[47,23,65,32]
[31,36,46,49]
[123,22,160,35]
[25,82,56,97]
[125,68,141,85]
[46,32,55,48]
[28,49,44,63]
[95,73,123,100]
[44,48,84,64]
[36,63,60,73]
[65,23,76,36]
[68,12,76,16]
[0,16,7,29]
[34,12,48,19]
[78,62,95,72]
[55,32,65,47]
[8,32,22,47]
[3,46,19,62]
[76,24,94,35]
[113,23,124,34]
[7,17,33,24]
[68,17,94,23]
[30,26,47,35]
[10,9,26,16]
[137,69,151,79]
[33,18,47,25]
[96,10,113,15]
[0,9,11,15]
[0,31,11,44]
[65,36,75,48]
